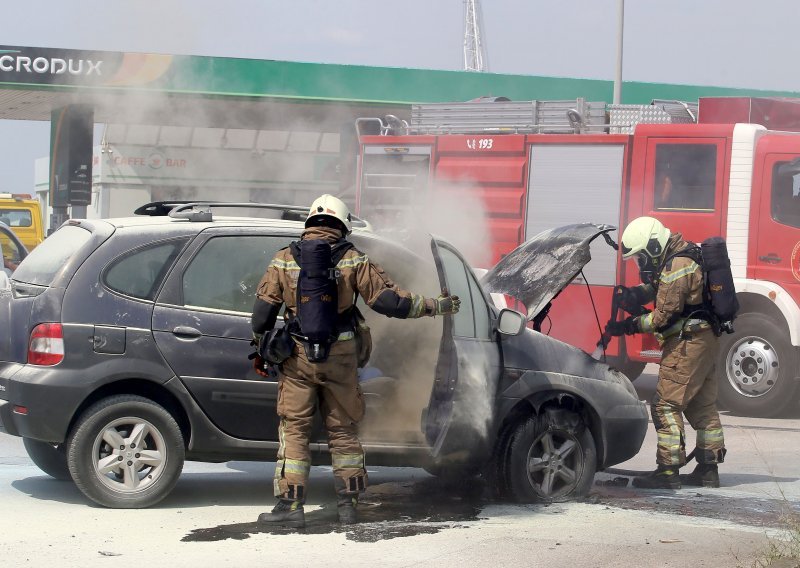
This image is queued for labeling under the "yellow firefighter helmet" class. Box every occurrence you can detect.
[620,216,671,260]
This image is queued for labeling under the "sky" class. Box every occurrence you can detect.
[1,0,799,192]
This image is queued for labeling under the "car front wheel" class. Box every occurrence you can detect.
[506,408,596,503]
[66,395,185,508]
[23,438,71,480]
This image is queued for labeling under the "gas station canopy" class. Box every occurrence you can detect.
[2,45,800,131]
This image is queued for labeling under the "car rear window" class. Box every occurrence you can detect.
[11,225,92,286]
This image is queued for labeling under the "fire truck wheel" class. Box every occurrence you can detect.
[716,313,800,417]
[506,408,596,503]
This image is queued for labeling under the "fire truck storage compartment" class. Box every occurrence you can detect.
[434,134,528,264]
[358,144,432,227]
[526,144,625,286]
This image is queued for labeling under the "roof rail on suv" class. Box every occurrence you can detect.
[135,201,372,230]
[133,201,205,217]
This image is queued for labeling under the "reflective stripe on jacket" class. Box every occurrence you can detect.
[253,226,432,336]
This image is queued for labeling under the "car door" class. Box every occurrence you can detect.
[152,227,294,441]
[0,222,27,275]
[424,236,502,460]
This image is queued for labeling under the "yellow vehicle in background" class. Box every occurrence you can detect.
[0,194,44,251]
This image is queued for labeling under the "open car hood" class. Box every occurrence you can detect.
[481,223,616,320]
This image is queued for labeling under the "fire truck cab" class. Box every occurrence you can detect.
[354,97,800,417]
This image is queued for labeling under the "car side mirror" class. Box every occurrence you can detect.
[497,308,526,336]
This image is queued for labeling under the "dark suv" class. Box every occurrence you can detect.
[0,203,647,508]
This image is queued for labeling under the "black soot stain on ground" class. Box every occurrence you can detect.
[183,477,487,543]
[590,485,800,529]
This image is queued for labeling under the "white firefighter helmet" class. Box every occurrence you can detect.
[620,216,671,260]
[305,194,352,234]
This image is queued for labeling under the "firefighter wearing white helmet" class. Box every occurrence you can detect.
[251,194,460,528]
[607,216,726,490]
[305,193,353,234]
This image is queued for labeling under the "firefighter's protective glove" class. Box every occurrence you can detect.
[619,286,647,315]
[248,351,272,378]
[433,294,460,316]
[605,316,638,337]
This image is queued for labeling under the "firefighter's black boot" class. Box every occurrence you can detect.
[679,463,720,488]
[257,499,306,528]
[335,475,365,525]
[337,495,358,525]
[632,465,681,489]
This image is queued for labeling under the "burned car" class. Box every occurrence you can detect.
[0,203,647,508]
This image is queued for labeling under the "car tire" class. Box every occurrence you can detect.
[717,312,800,417]
[66,395,185,509]
[506,408,596,503]
[484,421,515,501]
[23,438,71,481]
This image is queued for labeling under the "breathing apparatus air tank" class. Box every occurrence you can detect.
[700,237,739,334]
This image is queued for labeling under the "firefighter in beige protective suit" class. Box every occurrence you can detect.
[251,194,460,527]
[606,216,726,489]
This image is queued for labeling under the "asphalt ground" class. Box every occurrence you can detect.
[1,367,798,567]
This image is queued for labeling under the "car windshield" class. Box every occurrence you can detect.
[12,225,92,286]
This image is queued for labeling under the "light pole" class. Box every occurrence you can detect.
[613,0,625,104]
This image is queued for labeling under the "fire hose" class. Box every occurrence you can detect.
[591,286,697,480]
[601,450,697,481]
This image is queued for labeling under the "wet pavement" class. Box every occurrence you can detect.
[183,467,800,543]
[184,477,487,542]
[590,482,800,530]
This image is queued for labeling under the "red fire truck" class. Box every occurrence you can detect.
[354,96,800,417]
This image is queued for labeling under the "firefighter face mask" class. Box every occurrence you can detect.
[636,252,657,285]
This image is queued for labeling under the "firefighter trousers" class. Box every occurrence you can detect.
[652,328,726,467]
[272,338,368,501]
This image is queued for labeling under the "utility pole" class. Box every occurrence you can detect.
[613,0,625,104]
[463,0,489,72]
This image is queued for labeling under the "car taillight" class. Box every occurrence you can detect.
[28,323,65,366]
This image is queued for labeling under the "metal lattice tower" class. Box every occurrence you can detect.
[463,0,488,72]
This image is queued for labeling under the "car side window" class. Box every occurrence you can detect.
[104,239,187,301]
[182,235,292,314]
[467,268,492,339]
[438,246,491,339]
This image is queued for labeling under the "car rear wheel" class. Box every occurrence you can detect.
[23,438,71,481]
[506,408,596,503]
[66,395,185,509]
[717,313,800,417]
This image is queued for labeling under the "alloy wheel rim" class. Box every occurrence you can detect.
[91,416,166,493]
[526,429,582,498]
[725,336,780,398]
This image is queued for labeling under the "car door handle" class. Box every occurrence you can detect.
[758,254,782,264]
[172,326,202,338]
